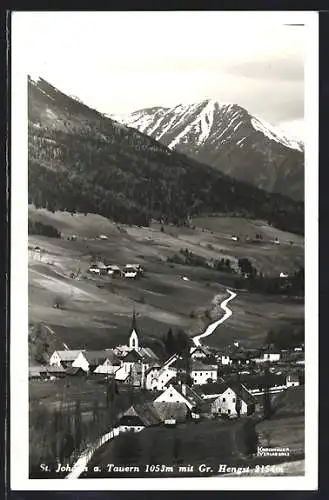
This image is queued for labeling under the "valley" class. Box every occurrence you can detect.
[29,206,304,358]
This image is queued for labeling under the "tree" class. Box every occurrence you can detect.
[53,295,66,310]
[105,376,119,427]
[74,399,83,451]
[164,328,175,357]
[262,362,272,419]
[238,258,253,275]
[235,372,242,418]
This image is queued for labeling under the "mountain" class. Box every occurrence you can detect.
[112,100,304,200]
[28,77,303,234]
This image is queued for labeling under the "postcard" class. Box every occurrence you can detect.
[10,10,318,491]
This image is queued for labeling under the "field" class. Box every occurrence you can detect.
[28,206,304,352]
[82,418,252,478]
[256,387,304,468]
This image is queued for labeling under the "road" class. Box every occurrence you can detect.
[192,289,237,347]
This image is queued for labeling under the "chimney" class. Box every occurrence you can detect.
[182,383,187,396]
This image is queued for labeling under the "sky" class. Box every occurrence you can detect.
[14,11,306,140]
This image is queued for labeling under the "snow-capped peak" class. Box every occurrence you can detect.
[251,117,303,152]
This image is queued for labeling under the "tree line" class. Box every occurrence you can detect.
[28,218,61,238]
[28,78,304,235]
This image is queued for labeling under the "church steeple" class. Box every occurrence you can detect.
[129,308,139,349]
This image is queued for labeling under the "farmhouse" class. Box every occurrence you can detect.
[28,365,49,380]
[65,366,86,377]
[190,360,218,385]
[154,383,204,411]
[286,373,300,388]
[106,265,122,277]
[254,346,281,363]
[211,383,255,417]
[190,346,212,359]
[227,374,286,396]
[72,350,120,373]
[145,365,162,390]
[152,366,177,391]
[195,380,228,400]
[45,365,66,379]
[49,350,83,368]
[116,401,188,432]
[94,351,121,374]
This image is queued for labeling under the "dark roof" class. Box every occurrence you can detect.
[145,365,161,376]
[120,403,161,426]
[171,356,189,371]
[226,374,286,390]
[225,382,255,405]
[117,415,146,427]
[123,349,143,362]
[103,350,121,364]
[195,381,228,396]
[261,345,281,354]
[65,367,86,376]
[172,384,204,407]
[83,350,109,365]
[190,360,217,371]
[46,365,65,373]
[153,402,188,422]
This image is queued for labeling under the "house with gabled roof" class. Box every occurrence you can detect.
[93,351,121,375]
[49,350,83,368]
[72,350,113,373]
[190,360,218,385]
[154,383,204,411]
[211,382,255,417]
[28,365,49,380]
[195,380,228,400]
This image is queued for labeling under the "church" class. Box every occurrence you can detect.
[113,310,160,387]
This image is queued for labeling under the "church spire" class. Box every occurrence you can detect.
[129,308,139,349]
[131,307,137,333]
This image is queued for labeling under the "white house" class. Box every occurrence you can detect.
[220,354,232,365]
[154,383,203,411]
[123,271,138,279]
[145,366,161,390]
[153,366,177,391]
[261,348,281,363]
[72,350,117,373]
[92,350,121,374]
[286,374,300,388]
[190,361,217,385]
[49,350,83,368]
[211,384,255,417]
[190,346,210,360]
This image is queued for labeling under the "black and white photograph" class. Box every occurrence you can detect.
[10,10,318,490]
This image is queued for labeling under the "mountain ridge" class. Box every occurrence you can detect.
[28,77,304,235]
[112,99,304,200]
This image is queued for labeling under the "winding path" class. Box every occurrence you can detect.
[66,288,237,479]
[192,289,237,347]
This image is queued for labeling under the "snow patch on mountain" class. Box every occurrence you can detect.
[251,117,303,152]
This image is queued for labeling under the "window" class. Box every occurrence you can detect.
[228,409,231,414]
[222,398,226,402]
[233,398,236,402]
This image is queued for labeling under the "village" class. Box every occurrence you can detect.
[29,309,304,435]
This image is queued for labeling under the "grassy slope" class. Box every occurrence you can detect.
[28,206,304,351]
[256,387,304,463]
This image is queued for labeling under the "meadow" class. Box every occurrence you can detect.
[28,206,304,352]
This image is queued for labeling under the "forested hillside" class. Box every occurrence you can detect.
[28,77,304,234]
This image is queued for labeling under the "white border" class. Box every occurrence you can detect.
[10,10,318,491]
